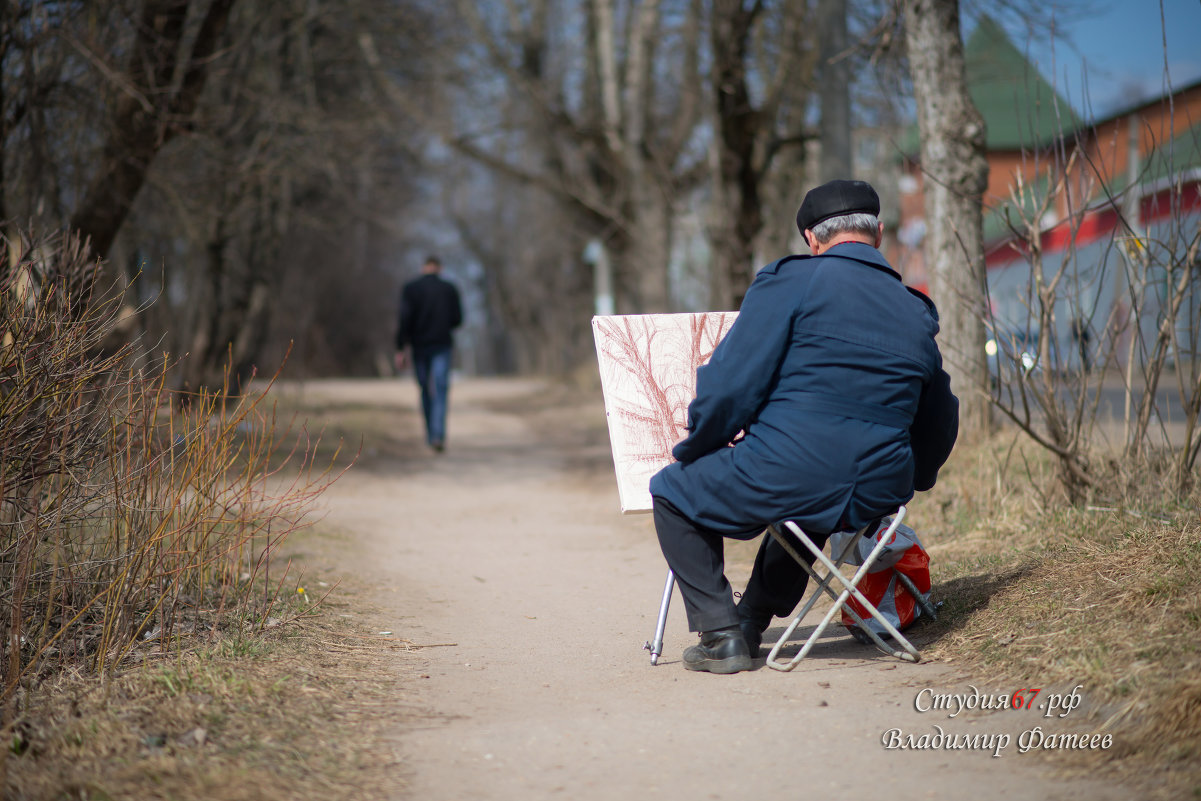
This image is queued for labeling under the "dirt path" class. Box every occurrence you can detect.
[287,377,1132,801]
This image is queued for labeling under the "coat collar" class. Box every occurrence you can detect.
[823,242,902,281]
[772,243,938,320]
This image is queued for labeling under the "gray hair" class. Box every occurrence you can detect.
[809,212,880,244]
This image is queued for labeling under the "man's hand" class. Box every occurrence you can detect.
[394,350,408,371]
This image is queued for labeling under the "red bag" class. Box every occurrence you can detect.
[829,519,932,636]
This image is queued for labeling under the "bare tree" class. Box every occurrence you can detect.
[364,0,708,314]
[900,0,991,434]
[2,1,440,386]
[986,116,1201,501]
[445,161,595,374]
[707,0,816,310]
[68,0,238,259]
[816,0,852,182]
[2,3,119,233]
[148,0,414,387]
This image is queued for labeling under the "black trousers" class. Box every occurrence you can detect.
[653,497,830,633]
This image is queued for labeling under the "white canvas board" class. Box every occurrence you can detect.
[592,312,738,513]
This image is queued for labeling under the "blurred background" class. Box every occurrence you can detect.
[2,0,1199,389]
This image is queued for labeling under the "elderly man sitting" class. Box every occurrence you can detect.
[649,179,959,674]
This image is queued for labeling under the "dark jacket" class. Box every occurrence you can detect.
[397,273,463,350]
[648,242,958,535]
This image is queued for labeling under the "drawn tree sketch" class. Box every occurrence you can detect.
[592,312,738,513]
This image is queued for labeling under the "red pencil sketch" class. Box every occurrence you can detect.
[592,312,737,512]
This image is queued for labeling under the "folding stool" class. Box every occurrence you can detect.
[645,506,925,668]
[763,505,920,671]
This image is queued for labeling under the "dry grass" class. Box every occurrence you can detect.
[4,576,419,801]
[2,232,341,698]
[2,230,365,799]
[915,430,1201,798]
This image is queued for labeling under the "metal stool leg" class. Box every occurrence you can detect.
[896,570,938,621]
[766,507,921,671]
[793,516,920,663]
[644,569,675,665]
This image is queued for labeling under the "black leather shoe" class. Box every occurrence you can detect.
[736,607,770,659]
[683,628,752,674]
[740,618,764,659]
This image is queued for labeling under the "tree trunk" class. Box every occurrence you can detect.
[817,0,851,182]
[622,180,673,313]
[708,0,763,311]
[901,0,991,434]
[68,0,237,259]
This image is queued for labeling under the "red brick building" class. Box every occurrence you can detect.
[893,16,1201,294]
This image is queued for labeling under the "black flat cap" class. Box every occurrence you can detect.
[796,179,880,233]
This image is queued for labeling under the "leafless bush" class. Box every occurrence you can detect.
[987,123,1201,503]
[1,230,343,716]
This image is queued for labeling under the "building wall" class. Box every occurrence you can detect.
[894,81,1201,289]
[1074,82,1201,199]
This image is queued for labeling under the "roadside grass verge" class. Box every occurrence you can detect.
[2,230,361,798]
[5,575,413,801]
[915,431,1201,798]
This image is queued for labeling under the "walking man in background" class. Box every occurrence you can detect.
[395,256,463,452]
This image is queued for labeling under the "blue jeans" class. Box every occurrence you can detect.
[413,345,452,446]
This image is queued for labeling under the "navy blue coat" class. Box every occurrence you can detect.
[649,242,958,535]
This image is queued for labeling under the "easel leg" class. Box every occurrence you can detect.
[644,569,675,665]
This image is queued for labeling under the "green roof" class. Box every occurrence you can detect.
[964,15,1082,150]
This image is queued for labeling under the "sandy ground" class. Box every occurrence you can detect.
[281,376,1136,801]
